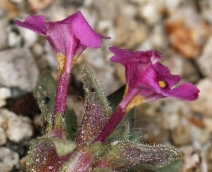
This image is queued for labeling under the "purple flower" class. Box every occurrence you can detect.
[110,46,199,112]
[15,11,108,78]
[15,11,108,138]
[95,47,199,143]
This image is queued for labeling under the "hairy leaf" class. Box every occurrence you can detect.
[29,137,76,172]
[91,168,114,172]
[34,71,56,134]
[128,160,181,172]
[75,66,112,147]
[93,142,181,171]
[65,108,77,140]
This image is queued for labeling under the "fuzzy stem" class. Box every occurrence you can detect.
[54,72,70,117]
[95,105,125,143]
[53,52,74,137]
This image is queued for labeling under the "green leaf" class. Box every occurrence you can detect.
[75,66,112,147]
[107,85,125,110]
[52,138,76,156]
[91,169,113,172]
[158,160,181,172]
[94,142,181,171]
[128,160,181,172]
[64,108,77,140]
[34,70,56,134]
[128,128,147,143]
[128,164,160,172]
[105,122,130,143]
[29,136,76,171]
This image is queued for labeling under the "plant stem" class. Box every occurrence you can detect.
[95,105,125,143]
[54,72,70,118]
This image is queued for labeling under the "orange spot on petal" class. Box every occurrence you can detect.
[56,53,66,77]
[125,96,144,112]
[158,80,166,88]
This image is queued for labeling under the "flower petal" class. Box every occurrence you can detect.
[14,15,46,35]
[164,82,200,101]
[110,47,163,64]
[45,22,77,57]
[154,62,182,88]
[62,11,105,48]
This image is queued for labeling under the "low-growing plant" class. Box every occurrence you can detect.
[15,11,199,172]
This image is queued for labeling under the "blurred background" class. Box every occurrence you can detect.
[0,0,211,171]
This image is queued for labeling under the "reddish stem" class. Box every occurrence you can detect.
[95,105,125,143]
[54,72,70,118]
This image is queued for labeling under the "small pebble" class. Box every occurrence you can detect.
[189,79,212,117]
[166,7,210,58]
[0,48,39,92]
[0,127,6,146]
[0,87,11,99]
[7,115,33,143]
[0,147,19,172]
[0,109,33,143]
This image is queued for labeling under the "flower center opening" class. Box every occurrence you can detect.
[158,80,166,88]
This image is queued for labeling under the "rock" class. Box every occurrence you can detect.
[134,106,169,144]
[28,0,53,12]
[114,16,148,49]
[0,109,33,143]
[44,41,58,70]
[0,48,39,92]
[162,51,200,83]
[197,36,212,79]
[8,27,22,47]
[171,118,192,146]
[203,118,212,132]
[114,63,125,84]
[0,127,6,146]
[20,155,29,172]
[163,0,183,12]
[0,109,11,130]
[84,49,105,69]
[0,147,19,172]
[183,60,201,83]
[19,27,38,47]
[138,0,163,25]
[189,79,212,117]
[166,7,210,58]
[161,53,185,76]
[0,99,6,107]
[200,0,212,23]
[33,114,43,132]
[0,0,17,18]
[139,25,168,51]
[0,87,11,99]
[32,43,43,57]
[180,146,201,172]
[10,0,23,3]
[0,19,8,50]
[7,115,33,143]
[120,3,137,18]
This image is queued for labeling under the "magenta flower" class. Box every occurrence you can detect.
[110,46,199,112]
[15,11,108,138]
[96,47,199,142]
